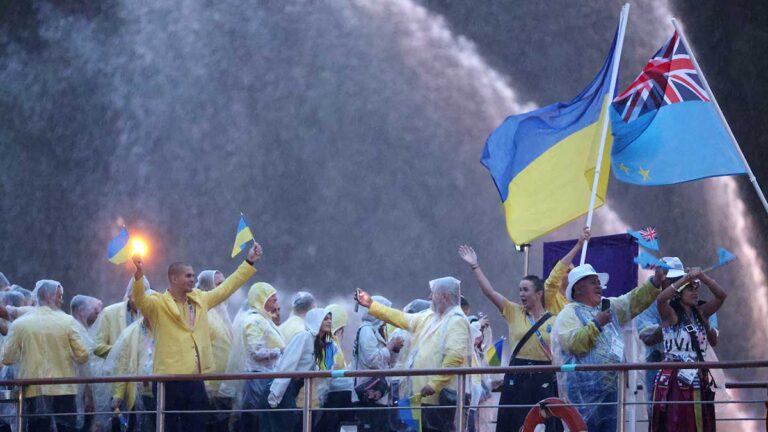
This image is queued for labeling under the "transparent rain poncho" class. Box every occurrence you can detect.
[95,317,156,431]
[390,299,430,371]
[325,303,352,393]
[352,295,395,405]
[196,270,234,395]
[91,276,150,359]
[552,300,628,426]
[221,281,285,425]
[382,277,471,406]
[1,280,90,431]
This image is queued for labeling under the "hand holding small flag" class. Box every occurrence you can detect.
[231,214,255,258]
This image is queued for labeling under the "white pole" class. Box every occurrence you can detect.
[671,18,768,216]
[580,3,631,265]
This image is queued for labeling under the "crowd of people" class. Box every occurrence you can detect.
[0,230,726,432]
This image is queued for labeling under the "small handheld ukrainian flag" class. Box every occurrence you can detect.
[231,214,254,258]
[397,394,422,432]
[486,336,505,367]
[107,227,132,265]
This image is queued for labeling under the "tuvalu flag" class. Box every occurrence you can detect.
[481,25,621,245]
[610,31,746,185]
[231,214,254,258]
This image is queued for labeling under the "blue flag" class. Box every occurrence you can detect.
[717,247,737,265]
[610,31,746,185]
[634,251,672,270]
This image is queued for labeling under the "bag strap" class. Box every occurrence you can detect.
[352,326,365,386]
[681,311,713,388]
[510,312,552,363]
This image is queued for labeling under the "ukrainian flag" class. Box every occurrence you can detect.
[481,28,621,245]
[107,227,131,265]
[231,214,254,258]
[398,395,422,432]
[486,336,504,367]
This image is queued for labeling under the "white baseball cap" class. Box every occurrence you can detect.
[661,257,685,279]
[565,264,609,301]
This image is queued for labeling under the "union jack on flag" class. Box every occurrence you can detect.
[639,226,658,242]
[612,31,709,123]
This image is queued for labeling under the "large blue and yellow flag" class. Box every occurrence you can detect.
[481,29,620,245]
[107,227,131,265]
[231,214,254,258]
[610,31,746,185]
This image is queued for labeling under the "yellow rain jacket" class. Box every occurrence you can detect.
[207,310,233,393]
[2,306,90,397]
[94,301,139,358]
[131,261,256,375]
[368,301,469,405]
[278,314,305,344]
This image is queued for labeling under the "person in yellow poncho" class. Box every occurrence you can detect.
[278,291,316,343]
[2,280,90,432]
[355,277,470,432]
[93,276,149,358]
[225,281,284,431]
[106,316,156,432]
[196,269,235,432]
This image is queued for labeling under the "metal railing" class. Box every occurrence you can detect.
[0,359,766,432]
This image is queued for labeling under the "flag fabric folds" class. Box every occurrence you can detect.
[107,227,131,265]
[634,251,672,270]
[627,226,660,251]
[398,395,422,432]
[481,28,619,245]
[231,215,254,258]
[486,337,504,367]
[610,31,747,185]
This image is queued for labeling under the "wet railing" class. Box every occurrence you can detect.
[0,359,766,432]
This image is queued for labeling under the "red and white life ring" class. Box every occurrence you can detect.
[520,397,587,432]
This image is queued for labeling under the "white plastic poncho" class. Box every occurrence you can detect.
[96,317,156,431]
[268,308,329,407]
[352,295,396,405]
[221,282,285,405]
[197,270,234,395]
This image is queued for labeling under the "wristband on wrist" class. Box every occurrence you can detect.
[471,264,480,270]
[246,258,255,266]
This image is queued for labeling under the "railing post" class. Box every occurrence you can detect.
[456,373,465,432]
[302,377,312,432]
[156,381,165,432]
[16,385,24,432]
[617,370,627,432]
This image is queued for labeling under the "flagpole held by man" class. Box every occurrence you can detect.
[130,241,263,432]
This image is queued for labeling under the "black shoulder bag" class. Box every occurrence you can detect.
[353,325,389,404]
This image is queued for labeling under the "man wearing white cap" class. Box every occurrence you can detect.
[554,262,665,432]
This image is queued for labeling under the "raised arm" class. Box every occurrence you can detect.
[355,289,411,330]
[203,243,262,309]
[696,271,727,318]
[458,245,506,312]
[657,269,692,327]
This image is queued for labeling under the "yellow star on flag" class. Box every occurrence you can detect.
[619,163,630,174]
[638,167,651,182]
